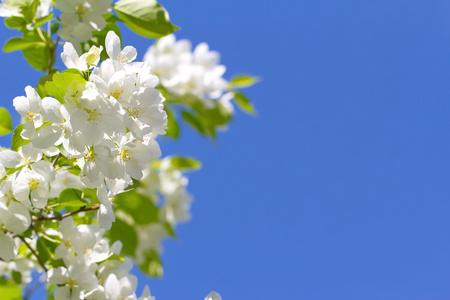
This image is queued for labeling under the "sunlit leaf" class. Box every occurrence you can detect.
[170,156,201,171]
[114,0,179,38]
[229,74,260,89]
[0,108,13,136]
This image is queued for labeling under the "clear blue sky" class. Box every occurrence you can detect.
[2,0,450,299]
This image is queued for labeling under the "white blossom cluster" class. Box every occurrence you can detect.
[47,217,155,300]
[55,0,112,40]
[144,34,228,107]
[135,157,193,257]
[0,0,52,18]
[0,31,166,265]
[0,0,112,40]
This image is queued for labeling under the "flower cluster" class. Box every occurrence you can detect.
[0,0,51,18]
[144,34,228,107]
[0,31,166,263]
[0,0,256,296]
[56,0,112,40]
[47,217,154,300]
[134,157,194,259]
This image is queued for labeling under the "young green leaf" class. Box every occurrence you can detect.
[3,37,46,52]
[114,0,179,38]
[108,218,138,257]
[0,107,13,136]
[234,91,256,114]
[45,69,86,103]
[229,74,260,89]
[4,16,26,29]
[22,45,50,71]
[170,156,202,171]
[165,109,180,139]
[11,124,31,151]
[114,190,159,225]
[138,250,164,277]
[20,0,39,23]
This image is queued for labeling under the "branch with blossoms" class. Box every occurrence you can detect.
[0,0,257,299]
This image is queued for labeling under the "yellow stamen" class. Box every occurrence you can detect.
[26,112,34,122]
[112,90,124,99]
[120,150,130,162]
[28,179,38,189]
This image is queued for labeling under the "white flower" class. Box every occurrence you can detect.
[144,34,228,103]
[56,0,111,41]
[104,273,137,300]
[105,31,137,63]
[61,42,103,71]
[13,86,45,140]
[12,162,55,208]
[205,291,222,300]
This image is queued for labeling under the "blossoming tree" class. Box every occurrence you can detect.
[0,0,257,299]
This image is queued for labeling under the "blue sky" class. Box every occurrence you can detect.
[2,0,450,299]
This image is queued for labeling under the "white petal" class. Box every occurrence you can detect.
[4,201,31,234]
[48,267,69,285]
[118,46,137,63]
[205,291,222,300]
[61,42,79,70]
[104,274,120,299]
[0,150,21,168]
[32,126,63,149]
[31,160,56,182]
[105,31,120,60]
[0,231,16,261]
[41,97,63,123]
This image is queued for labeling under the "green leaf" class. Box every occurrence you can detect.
[3,37,46,52]
[233,91,256,114]
[4,16,26,29]
[11,124,31,151]
[36,237,51,263]
[36,72,55,98]
[57,188,89,208]
[45,69,86,103]
[229,74,260,89]
[170,156,201,171]
[51,22,60,35]
[164,222,176,238]
[114,189,159,225]
[138,249,163,277]
[165,109,179,139]
[34,12,53,29]
[11,271,21,285]
[18,29,52,71]
[23,45,50,71]
[20,0,39,23]
[0,283,22,300]
[114,0,179,38]
[0,108,13,136]
[181,111,205,135]
[109,218,138,257]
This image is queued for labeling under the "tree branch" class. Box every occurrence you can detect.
[35,205,101,222]
[16,236,48,273]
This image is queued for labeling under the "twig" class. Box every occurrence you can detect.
[35,205,101,222]
[52,153,62,167]
[17,236,48,273]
